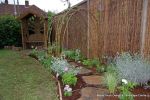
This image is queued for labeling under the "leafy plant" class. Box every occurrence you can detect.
[115,52,150,85]
[119,79,137,100]
[82,59,101,68]
[41,57,53,71]
[96,65,106,73]
[64,91,72,96]
[62,72,77,86]
[63,49,84,61]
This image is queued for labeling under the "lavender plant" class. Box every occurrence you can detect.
[115,52,150,85]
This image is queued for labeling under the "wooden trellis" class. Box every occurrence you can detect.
[18,5,48,49]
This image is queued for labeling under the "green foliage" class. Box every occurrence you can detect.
[47,11,55,40]
[104,73,118,94]
[48,11,55,29]
[41,57,53,71]
[96,65,106,73]
[63,49,84,61]
[62,73,77,86]
[64,91,72,96]
[0,15,21,48]
[82,59,100,68]
[119,81,136,100]
[104,65,118,93]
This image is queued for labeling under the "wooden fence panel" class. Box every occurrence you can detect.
[144,0,150,57]
[97,0,142,57]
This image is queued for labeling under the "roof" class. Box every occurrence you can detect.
[18,5,47,19]
[55,0,87,16]
[0,3,47,19]
[0,3,27,16]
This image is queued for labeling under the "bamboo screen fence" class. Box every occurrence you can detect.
[52,0,150,58]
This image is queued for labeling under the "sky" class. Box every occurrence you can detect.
[2,0,83,13]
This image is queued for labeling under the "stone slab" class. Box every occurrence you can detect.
[82,75,104,86]
[78,87,109,100]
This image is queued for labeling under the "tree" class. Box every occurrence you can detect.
[60,0,71,8]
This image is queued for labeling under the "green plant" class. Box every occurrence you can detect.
[29,48,38,58]
[0,15,21,48]
[64,91,72,96]
[62,72,77,86]
[104,72,118,94]
[115,52,150,85]
[119,79,137,100]
[41,57,53,70]
[96,65,106,73]
[63,49,84,61]
[82,59,100,68]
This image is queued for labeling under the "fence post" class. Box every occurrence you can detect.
[140,0,148,56]
[87,0,90,58]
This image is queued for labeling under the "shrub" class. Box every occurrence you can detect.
[0,15,21,48]
[62,73,77,86]
[115,52,150,85]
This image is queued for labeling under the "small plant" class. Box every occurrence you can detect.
[64,85,72,96]
[63,49,84,61]
[96,65,106,73]
[29,48,38,58]
[119,79,137,100]
[62,72,77,86]
[104,72,118,94]
[82,59,100,68]
[115,52,150,85]
[41,57,53,70]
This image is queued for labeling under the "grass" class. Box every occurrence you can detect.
[0,50,58,100]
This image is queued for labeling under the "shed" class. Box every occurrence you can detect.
[18,5,48,49]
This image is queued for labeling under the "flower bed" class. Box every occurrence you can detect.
[29,48,150,100]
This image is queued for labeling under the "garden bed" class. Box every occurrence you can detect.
[29,49,150,100]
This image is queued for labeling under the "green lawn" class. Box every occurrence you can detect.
[0,50,58,100]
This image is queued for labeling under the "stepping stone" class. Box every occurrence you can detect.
[78,87,109,100]
[78,67,92,75]
[82,75,104,86]
[69,62,79,67]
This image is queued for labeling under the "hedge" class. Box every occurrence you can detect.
[0,15,21,48]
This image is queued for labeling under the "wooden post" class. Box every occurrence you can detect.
[44,19,48,49]
[140,0,148,56]
[87,0,90,58]
[21,22,25,49]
